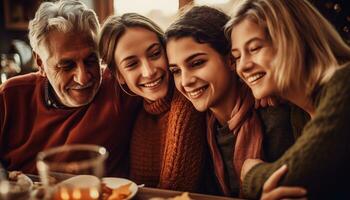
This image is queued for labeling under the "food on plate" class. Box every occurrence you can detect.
[8,171,33,190]
[3,171,33,200]
[102,182,132,200]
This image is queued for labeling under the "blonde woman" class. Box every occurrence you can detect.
[166,6,307,198]
[226,0,350,199]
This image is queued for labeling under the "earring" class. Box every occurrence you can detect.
[117,80,137,96]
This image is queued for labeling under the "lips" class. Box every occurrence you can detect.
[245,72,265,85]
[140,75,164,88]
[186,85,208,99]
[68,81,94,90]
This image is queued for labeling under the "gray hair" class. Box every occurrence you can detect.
[28,0,100,53]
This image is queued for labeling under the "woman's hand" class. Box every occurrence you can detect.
[254,96,281,109]
[261,165,307,200]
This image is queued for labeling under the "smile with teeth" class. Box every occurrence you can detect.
[186,86,208,99]
[69,81,94,90]
[246,73,265,84]
[142,76,163,88]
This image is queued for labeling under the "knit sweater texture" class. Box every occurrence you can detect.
[207,103,305,196]
[129,87,207,192]
[0,70,140,176]
[242,63,350,199]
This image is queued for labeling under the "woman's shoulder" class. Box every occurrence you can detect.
[318,63,350,102]
[331,62,350,82]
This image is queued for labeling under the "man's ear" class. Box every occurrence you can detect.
[116,71,125,84]
[33,51,46,77]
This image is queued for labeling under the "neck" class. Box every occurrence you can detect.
[210,80,239,126]
[282,84,315,118]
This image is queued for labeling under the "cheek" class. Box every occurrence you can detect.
[157,57,168,70]
[173,76,182,91]
[120,71,136,87]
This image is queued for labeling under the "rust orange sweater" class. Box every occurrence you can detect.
[0,70,140,176]
[129,88,207,192]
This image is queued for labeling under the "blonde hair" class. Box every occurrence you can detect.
[225,0,350,95]
[28,0,100,53]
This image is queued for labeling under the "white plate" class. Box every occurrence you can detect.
[102,177,138,200]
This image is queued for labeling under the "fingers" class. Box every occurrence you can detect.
[263,165,288,192]
[255,98,268,108]
[260,98,268,107]
[261,187,307,200]
[267,97,277,106]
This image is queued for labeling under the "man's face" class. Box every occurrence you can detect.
[36,31,102,107]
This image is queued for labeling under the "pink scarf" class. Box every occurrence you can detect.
[227,84,263,179]
[206,84,264,195]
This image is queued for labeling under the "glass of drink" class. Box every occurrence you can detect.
[37,144,108,200]
[0,53,21,84]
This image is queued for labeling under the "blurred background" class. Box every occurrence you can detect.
[0,0,349,84]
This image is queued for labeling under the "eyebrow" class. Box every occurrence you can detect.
[168,52,206,68]
[231,37,263,52]
[119,43,161,65]
[146,43,161,52]
[57,58,74,66]
[57,52,96,65]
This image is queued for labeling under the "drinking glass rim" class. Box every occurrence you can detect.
[36,144,108,170]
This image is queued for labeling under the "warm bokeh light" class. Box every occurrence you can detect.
[114,0,179,29]
[195,0,230,5]
[114,0,178,15]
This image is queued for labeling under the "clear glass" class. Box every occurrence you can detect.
[37,144,108,200]
[0,53,21,84]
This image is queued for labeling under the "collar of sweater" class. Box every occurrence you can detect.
[143,83,174,115]
[143,92,172,115]
[44,79,67,109]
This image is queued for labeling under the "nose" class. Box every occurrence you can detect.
[141,59,156,78]
[237,53,254,74]
[74,63,92,85]
[181,69,195,87]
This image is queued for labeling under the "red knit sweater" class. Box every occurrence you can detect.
[0,70,140,177]
[129,88,207,192]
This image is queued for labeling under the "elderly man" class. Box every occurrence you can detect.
[0,0,139,176]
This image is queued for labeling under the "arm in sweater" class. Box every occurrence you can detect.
[158,91,207,192]
[242,65,350,199]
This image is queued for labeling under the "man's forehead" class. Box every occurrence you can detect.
[43,31,97,59]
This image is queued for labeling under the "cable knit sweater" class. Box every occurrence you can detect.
[129,87,207,192]
[242,63,350,200]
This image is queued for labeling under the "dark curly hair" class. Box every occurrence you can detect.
[165,5,230,57]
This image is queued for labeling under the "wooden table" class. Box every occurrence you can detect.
[26,173,245,200]
[135,187,244,200]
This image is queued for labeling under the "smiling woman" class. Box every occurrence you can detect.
[225,0,350,199]
[165,6,306,197]
[98,13,209,192]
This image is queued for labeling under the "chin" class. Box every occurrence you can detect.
[252,89,270,100]
[192,103,207,112]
